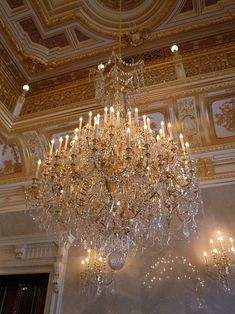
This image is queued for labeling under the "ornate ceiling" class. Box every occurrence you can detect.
[0,0,234,91]
[0,0,234,216]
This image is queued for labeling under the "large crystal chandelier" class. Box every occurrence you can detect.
[26,51,200,256]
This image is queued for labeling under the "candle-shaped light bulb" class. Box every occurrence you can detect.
[88,112,92,129]
[117,110,120,125]
[127,127,131,148]
[74,128,79,135]
[185,141,191,157]
[134,108,138,124]
[203,252,208,264]
[104,107,108,123]
[229,237,234,243]
[64,134,69,150]
[94,118,99,139]
[97,113,100,124]
[144,125,148,144]
[128,110,132,126]
[79,117,83,132]
[110,107,114,125]
[49,138,55,156]
[167,122,173,140]
[99,257,102,262]
[179,133,185,152]
[147,118,151,131]
[217,230,222,235]
[161,121,165,138]
[58,137,63,153]
[85,258,89,263]
[35,159,41,178]
[81,260,85,265]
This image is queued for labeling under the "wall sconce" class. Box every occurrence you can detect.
[203,230,235,292]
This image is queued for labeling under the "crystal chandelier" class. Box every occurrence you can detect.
[203,230,235,292]
[80,249,113,295]
[143,255,205,289]
[26,51,200,256]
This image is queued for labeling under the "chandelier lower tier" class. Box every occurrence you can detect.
[26,52,200,256]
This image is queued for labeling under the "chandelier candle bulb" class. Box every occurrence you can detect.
[110,107,114,125]
[179,133,185,152]
[117,110,120,125]
[161,121,165,138]
[64,135,69,150]
[88,112,92,129]
[35,159,41,178]
[185,142,190,157]
[134,108,138,124]
[203,252,208,264]
[128,110,132,126]
[94,120,99,140]
[167,123,173,140]
[147,118,151,132]
[127,128,131,148]
[79,117,83,132]
[49,139,55,156]
[58,137,63,153]
[104,107,108,124]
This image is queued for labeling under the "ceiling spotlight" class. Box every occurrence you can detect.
[23,84,30,92]
[171,44,179,53]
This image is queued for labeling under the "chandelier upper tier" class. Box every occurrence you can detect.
[26,52,200,256]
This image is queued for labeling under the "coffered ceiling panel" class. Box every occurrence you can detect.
[0,0,234,112]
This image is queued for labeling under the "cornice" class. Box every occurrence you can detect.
[1,70,234,133]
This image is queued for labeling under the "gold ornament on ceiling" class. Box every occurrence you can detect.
[215,99,235,132]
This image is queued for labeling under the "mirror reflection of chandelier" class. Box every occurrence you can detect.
[203,230,235,292]
[143,255,205,289]
[26,51,200,256]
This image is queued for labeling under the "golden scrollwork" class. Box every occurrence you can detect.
[215,99,235,132]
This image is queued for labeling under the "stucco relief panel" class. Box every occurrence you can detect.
[177,96,202,147]
[0,140,22,177]
[211,97,235,139]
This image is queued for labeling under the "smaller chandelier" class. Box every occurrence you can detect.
[80,249,113,295]
[143,255,204,289]
[203,230,235,292]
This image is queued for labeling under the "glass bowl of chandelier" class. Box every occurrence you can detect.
[26,53,200,257]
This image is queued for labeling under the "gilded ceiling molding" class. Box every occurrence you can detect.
[0,17,47,75]
[19,42,235,116]
[31,0,176,36]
